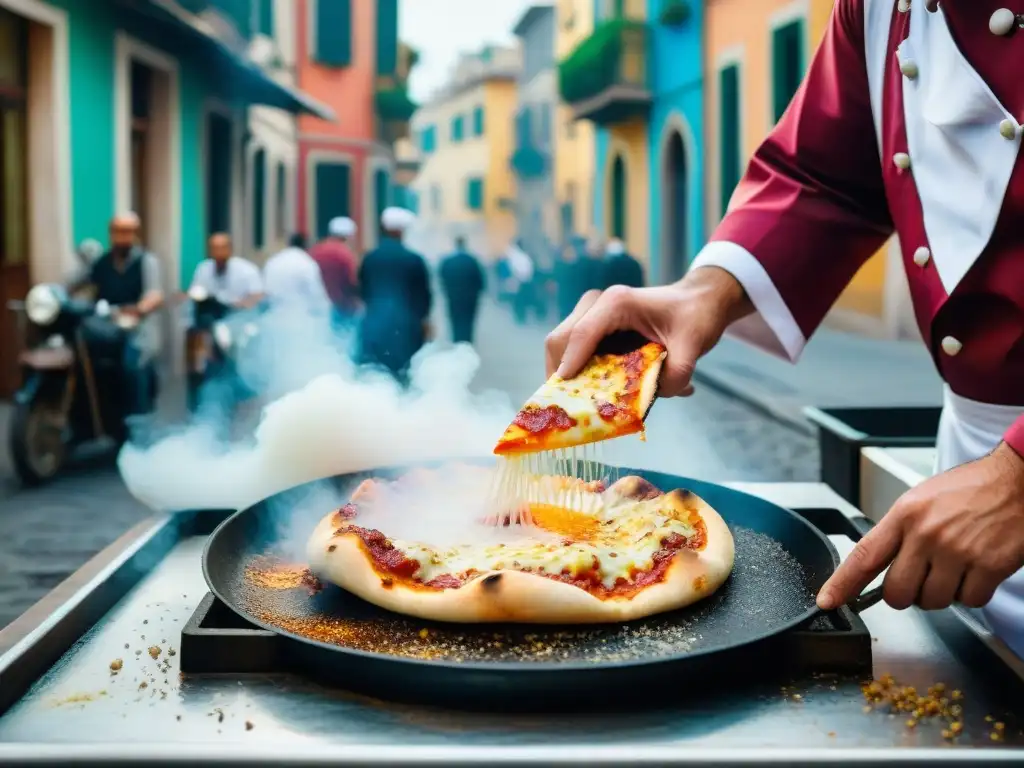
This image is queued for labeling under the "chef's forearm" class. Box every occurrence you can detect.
[680,265,755,330]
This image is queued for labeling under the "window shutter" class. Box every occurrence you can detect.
[314,162,351,239]
[257,0,274,36]
[771,21,804,123]
[466,178,484,211]
[718,64,741,217]
[252,148,266,249]
[374,168,390,222]
[275,161,288,239]
[314,0,352,68]
[376,0,398,75]
[451,115,464,142]
[472,106,485,136]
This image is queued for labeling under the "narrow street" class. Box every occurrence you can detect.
[0,301,817,628]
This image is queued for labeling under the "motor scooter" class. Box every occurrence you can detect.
[8,284,156,485]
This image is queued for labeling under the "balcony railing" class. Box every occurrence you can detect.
[557,18,651,125]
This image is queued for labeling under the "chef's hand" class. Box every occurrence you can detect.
[818,442,1024,612]
[545,267,752,396]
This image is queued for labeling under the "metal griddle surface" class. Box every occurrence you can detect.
[233,526,814,665]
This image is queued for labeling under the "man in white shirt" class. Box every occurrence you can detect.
[262,233,331,315]
[506,239,537,326]
[189,232,264,307]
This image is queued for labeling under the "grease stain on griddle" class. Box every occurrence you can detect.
[237,527,813,664]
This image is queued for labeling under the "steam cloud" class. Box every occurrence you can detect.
[118,307,516,515]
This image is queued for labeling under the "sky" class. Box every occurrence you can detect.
[399,0,536,102]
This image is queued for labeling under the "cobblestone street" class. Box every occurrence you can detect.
[0,300,818,628]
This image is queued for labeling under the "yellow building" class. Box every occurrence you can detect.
[558,0,650,262]
[704,0,913,339]
[409,46,519,261]
[553,0,597,241]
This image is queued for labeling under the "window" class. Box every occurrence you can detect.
[376,0,398,75]
[313,0,352,67]
[516,107,533,146]
[130,60,153,239]
[718,62,741,218]
[314,161,351,239]
[420,125,437,153]
[275,161,288,239]
[252,148,266,249]
[472,105,485,137]
[466,178,484,211]
[206,111,233,236]
[256,0,274,37]
[771,19,805,123]
[374,168,390,222]
[451,114,465,142]
[431,185,442,214]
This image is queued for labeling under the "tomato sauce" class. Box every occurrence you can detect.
[514,404,577,434]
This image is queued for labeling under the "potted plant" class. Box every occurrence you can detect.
[659,0,691,28]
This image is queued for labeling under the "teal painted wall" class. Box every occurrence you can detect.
[48,0,240,286]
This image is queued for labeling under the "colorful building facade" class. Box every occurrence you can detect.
[409,46,519,261]
[552,0,597,244]
[0,0,330,397]
[646,0,704,284]
[294,0,416,254]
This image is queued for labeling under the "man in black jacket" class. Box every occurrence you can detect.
[439,236,486,344]
[601,238,644,289]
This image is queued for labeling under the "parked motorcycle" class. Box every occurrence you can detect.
[8,284,154,485]
[184,286,260,415]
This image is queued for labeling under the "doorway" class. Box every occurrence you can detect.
[206,111,233,236]
[661,129,688,284]
[0,7,29,398]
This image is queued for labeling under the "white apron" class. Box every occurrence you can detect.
[935,387,1024,658]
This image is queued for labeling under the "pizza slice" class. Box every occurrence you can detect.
[305,467,735,624]
[493,340,666,455]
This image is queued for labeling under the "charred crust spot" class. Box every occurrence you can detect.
[693,575,708,592]
[327,544,336,553]
[381,577,394,588]
[480,573,503,589]
[677,489,695,502]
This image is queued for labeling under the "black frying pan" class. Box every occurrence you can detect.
[202,462,882,710]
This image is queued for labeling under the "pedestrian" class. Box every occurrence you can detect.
[507,239,536,326]
[262,233,331,317]
[554,237,587,321]
[578,237,607,295]
[543,0,1024,658]
[601,238,644,289]
[439,236,486,345]
[67,212,163,423]
[309,217,360,333]
[357,207,432,385]
[188,232,264,309]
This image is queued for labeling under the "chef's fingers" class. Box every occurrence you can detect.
[817,515,903,611]
[957,564,1003,608]
[916,560,966,611]
[556,286,634,379]
[880,540,930,610]
[545,290,602,377]
[658,336,702,397]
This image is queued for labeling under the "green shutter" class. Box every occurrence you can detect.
[451,115,464,142]
[252,148,266,249]
[466,178,484,211]
[315,0,352,68]
[772,20,804,123]
[719,63,741,217]
[610,156,626,240]
[376,0,398,75]
[374,168,390,221]
[258,0,274,36]
[276,160,287,238]
[472,106,485,136]
[314,162,351,239]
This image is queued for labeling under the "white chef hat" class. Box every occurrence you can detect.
[605,238,625,256]
[328,216,357,238]
[381,206,416,232]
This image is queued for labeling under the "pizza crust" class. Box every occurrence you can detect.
[306,473,735,624]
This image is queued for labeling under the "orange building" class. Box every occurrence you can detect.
[294,0,416,253]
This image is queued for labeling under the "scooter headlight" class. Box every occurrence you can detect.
[25,285,62,326]
[213,322,233,351]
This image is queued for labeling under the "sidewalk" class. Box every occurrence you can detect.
[694,327,944,433]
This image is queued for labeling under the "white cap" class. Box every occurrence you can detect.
[606,238,625,256]
[328,216,357,238]
[381,206,416,232]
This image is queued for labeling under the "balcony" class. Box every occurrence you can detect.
[558,18,651,125]
[375,82,417,144]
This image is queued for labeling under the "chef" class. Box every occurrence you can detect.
[545,1,1024,656]
[357,207,432,384]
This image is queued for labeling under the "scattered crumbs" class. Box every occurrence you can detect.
[148,646,161,659]
[245,720,254,731]
[109,659,123,673]
[124,643,129,649]
[791,694,803,702]
[176,715,182,721]
[138,682,148,690]
[827,731,836,738]
[52,691,108,707]
[143,620,148,625]
[168,648,177,657]
[135,650,142,657]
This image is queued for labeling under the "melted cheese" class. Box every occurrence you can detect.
[391,493,696,590]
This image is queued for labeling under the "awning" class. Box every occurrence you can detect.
[126,0,337,122]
